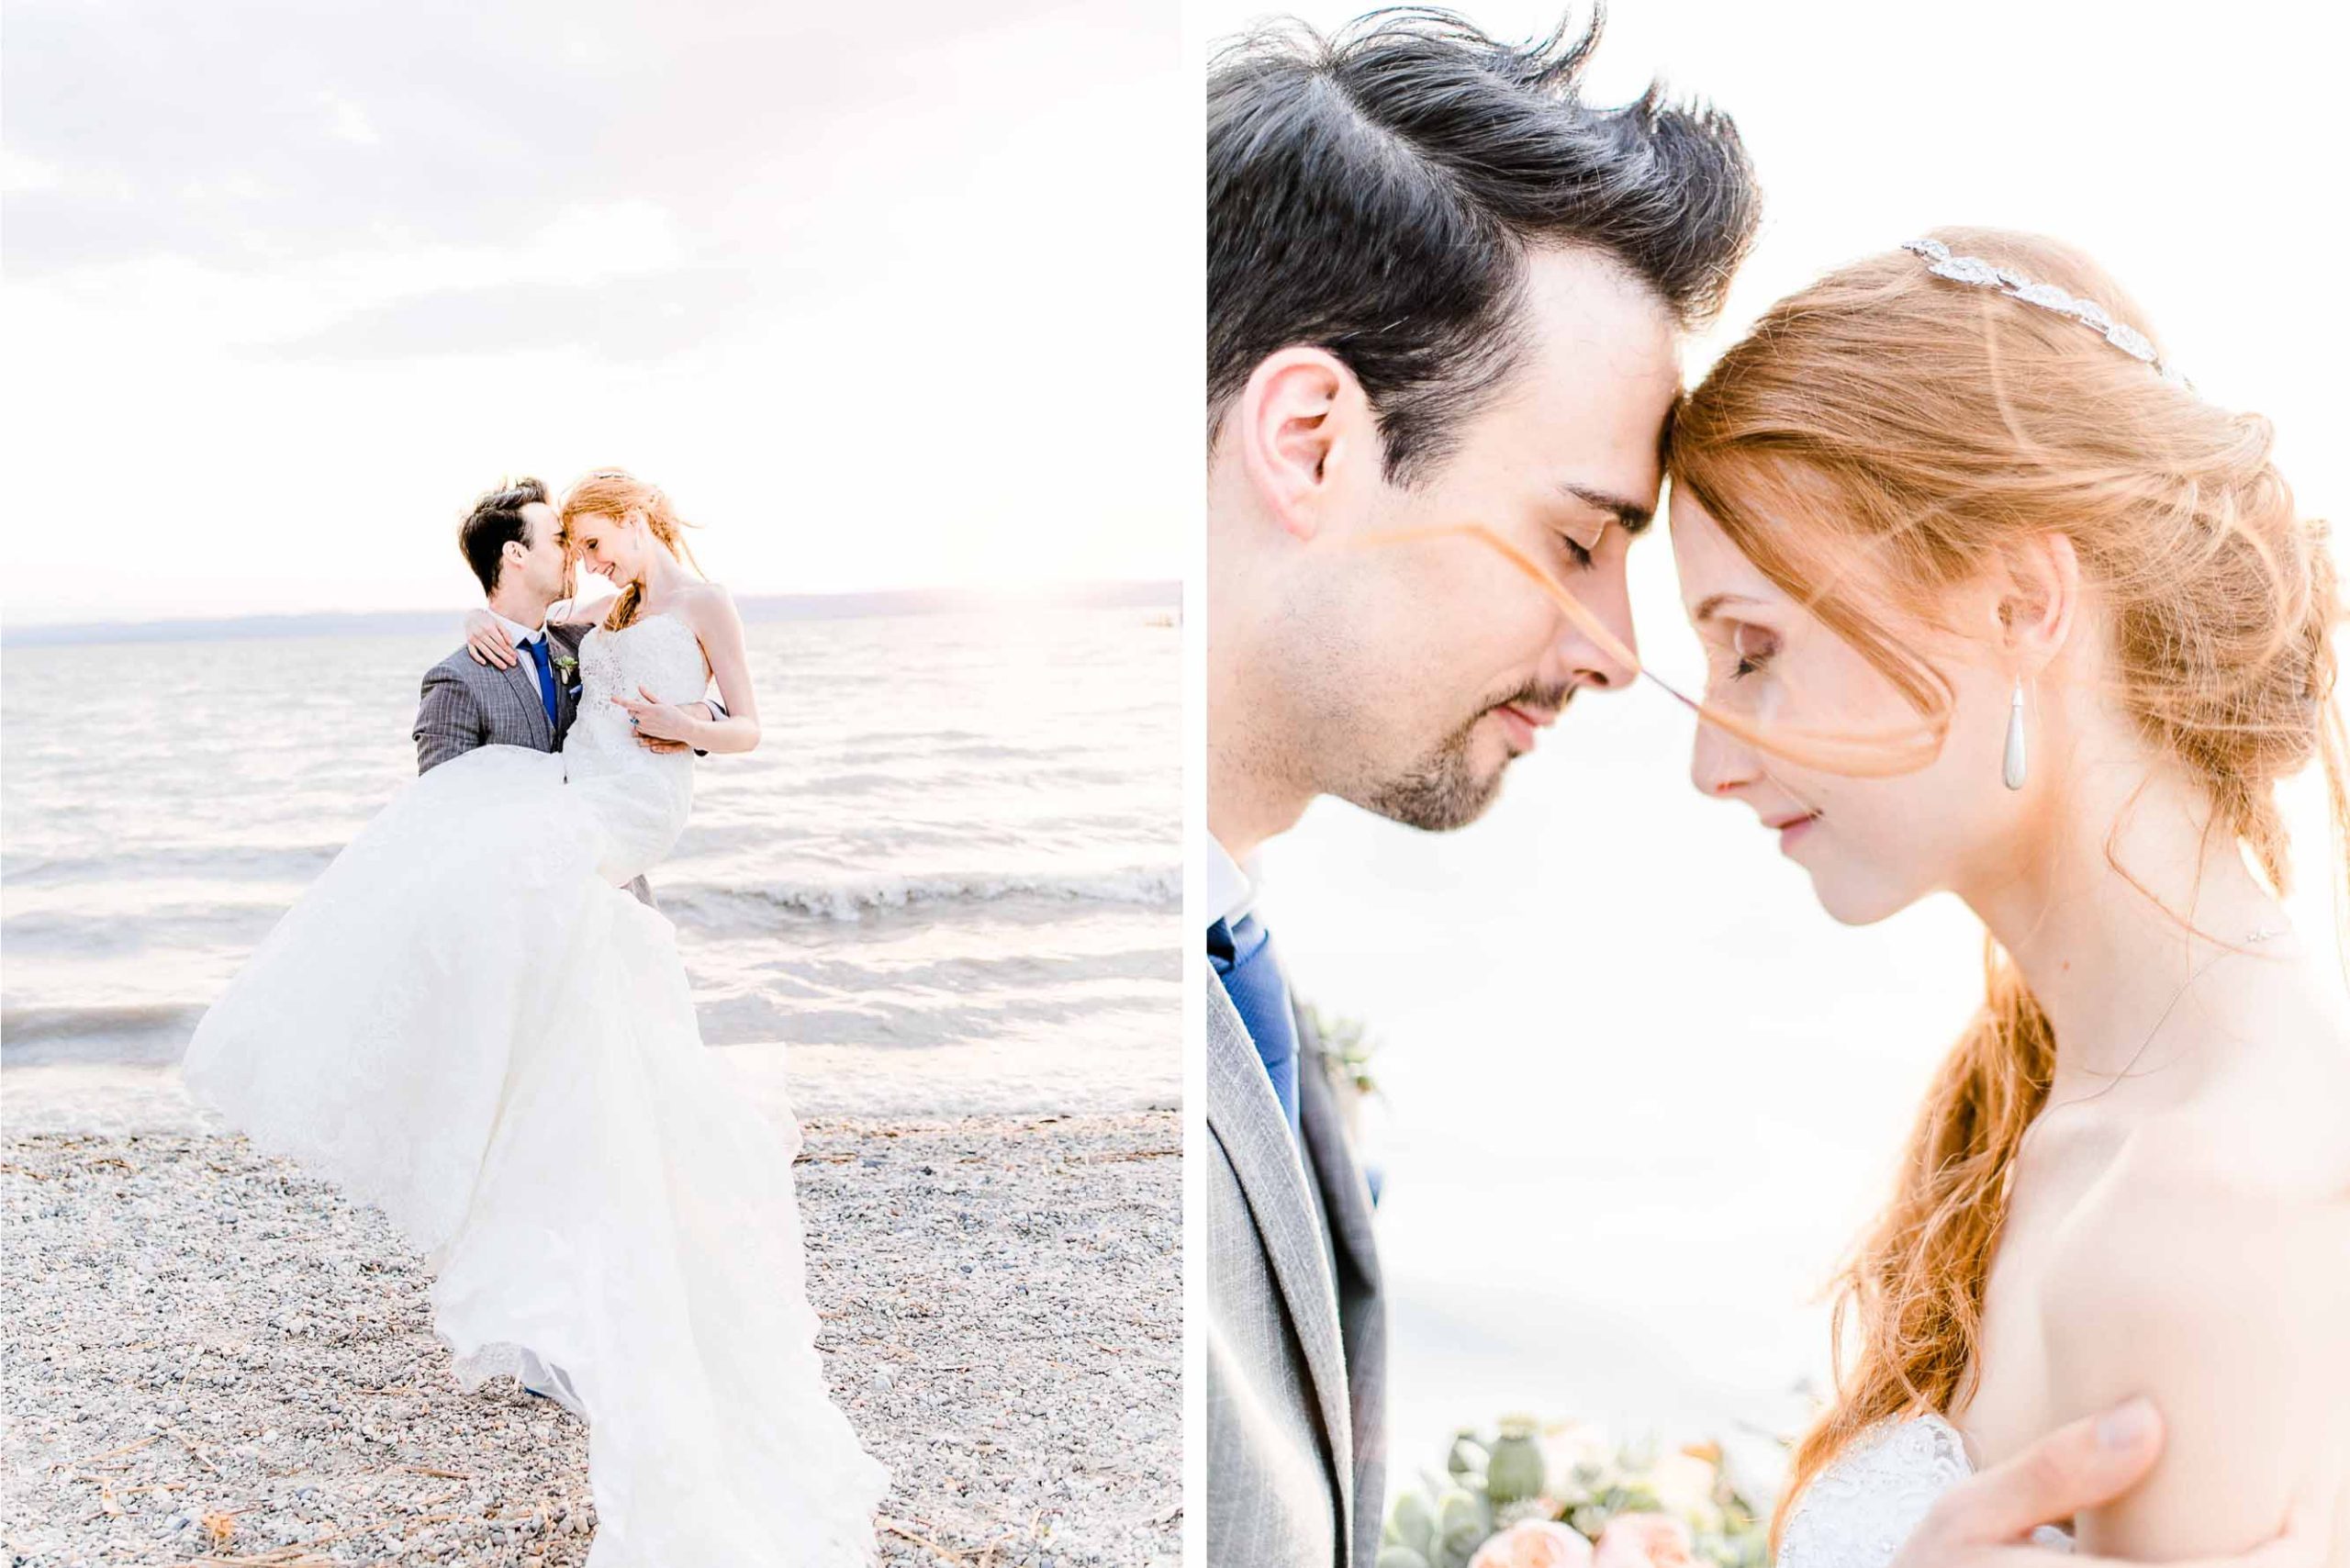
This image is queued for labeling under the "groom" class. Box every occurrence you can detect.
[1205,15,2228,1568]
[1206,21,1739,1563]
[415,476,722,910]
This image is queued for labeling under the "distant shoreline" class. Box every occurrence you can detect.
[1,580,1181,648]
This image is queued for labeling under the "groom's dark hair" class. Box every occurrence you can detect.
[1208,6,1760,483]
[459,477,551,595]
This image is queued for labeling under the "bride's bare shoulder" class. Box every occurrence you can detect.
[2195,996,2350,1193]
[2038,1036,2350,1555]
[670,581,742,628]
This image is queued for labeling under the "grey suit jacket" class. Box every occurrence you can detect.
[410,620,655,906]
[1205,972,1387,1568]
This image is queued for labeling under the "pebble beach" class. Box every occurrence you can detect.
[0,1092,1180,1568]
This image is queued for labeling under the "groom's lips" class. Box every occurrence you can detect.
[1494,701,1560,754]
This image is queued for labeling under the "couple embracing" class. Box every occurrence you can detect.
[183,470,888,1564]
[1205,12,2346,1568]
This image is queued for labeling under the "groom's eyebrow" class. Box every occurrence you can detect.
[1558,482,1655,537]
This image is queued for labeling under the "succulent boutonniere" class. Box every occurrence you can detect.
[1304,1004,1382,1105]
[551,653,580,688]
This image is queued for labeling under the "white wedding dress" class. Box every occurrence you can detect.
[1778,1415,2072,1567]
[183,610,888,1567]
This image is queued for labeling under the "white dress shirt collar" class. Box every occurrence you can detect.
[1207,834,1256,935]
[489,609,545,649]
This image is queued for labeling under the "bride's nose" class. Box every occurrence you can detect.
[1690,717,1757,800]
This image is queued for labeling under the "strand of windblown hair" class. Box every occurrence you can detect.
[1353,521,1949,777]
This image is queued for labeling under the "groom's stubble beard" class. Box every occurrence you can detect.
[1270,564,1572,834]
[529,552,575,620]
[1358,677,1575,831]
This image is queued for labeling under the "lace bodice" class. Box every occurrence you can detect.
[561,610,709,883]
[1778,1417,2072,1568]
[566,610,711,761]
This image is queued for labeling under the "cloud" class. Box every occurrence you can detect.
[3,149,71,193]
[320,94,384,149]
[1,0,1161,279]
[4,1,591,275]
[259,266,762,361]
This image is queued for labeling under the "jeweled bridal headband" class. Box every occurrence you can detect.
[1900,237,2188,388]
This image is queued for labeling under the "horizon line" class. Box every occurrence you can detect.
[2,579,1183,648]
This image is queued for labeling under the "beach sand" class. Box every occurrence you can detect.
[0,1088,1179,1567]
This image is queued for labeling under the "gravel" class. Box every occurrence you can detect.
[0,1113,1180,1567]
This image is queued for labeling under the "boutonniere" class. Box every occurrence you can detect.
[1304,1005,1387,1204]
[1304,1004,1382,1104]
[552,653,579,688]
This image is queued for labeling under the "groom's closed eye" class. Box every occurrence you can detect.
[1547,482,1653,571]
[1548,510,1611,567]
[1556,481,1655,537]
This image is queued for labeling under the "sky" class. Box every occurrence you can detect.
[2,0,1190,624]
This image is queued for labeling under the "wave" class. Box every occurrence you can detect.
[2,844,341,888]
[3,1002,204,1065]
[666,866,1181,924]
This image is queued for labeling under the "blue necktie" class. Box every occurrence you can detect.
[523,634,559,728]
[1209,912,1301,1135]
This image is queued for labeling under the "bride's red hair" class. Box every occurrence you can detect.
[1665,228,2346,1539]
[558,469,706,632]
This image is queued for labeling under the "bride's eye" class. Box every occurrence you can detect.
[1729,622,1778,679]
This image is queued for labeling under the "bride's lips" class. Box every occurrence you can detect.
[1767,811,1821,851]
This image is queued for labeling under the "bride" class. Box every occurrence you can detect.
[1662,230,2346,1562]
[182,469,888,1565]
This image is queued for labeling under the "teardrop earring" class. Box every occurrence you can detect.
[2002,678,2028,790]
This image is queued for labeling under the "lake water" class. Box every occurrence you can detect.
[2,608,1181,1119]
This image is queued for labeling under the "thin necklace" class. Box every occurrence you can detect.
[2027,918,2292,1127]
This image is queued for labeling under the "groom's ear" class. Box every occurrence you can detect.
[1236,348,1377,543]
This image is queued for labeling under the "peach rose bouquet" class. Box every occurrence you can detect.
[1378,1417,1771,1568]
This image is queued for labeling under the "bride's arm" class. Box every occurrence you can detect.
[686,586,758,754]
[546,592,618,631]
[2049,1186,2346,1554]
[611,586,759,756]
[458,595,620,667]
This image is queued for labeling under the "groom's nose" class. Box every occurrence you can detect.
[1550,558,1639,693]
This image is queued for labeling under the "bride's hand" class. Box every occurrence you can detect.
[464,610,518,669]
[613,686,697,745]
